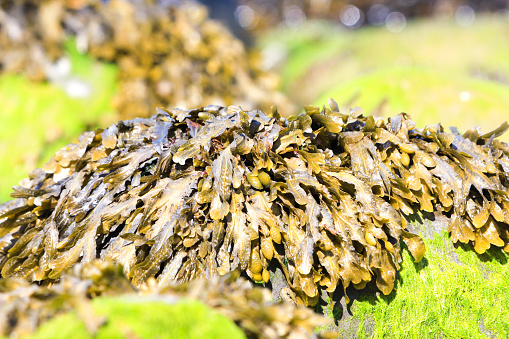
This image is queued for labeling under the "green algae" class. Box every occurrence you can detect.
[260,15,509,139]
[22,298,246,339]
[333,227,509,338]
[315,66,509,140]
[0,43,117,203]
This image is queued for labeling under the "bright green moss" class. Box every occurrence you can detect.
[0,42,117,203]
[260,15,509,140]
[25,298,246,339]
[335,227,509,338]
[315,66,509,139]
[261,15,509,97]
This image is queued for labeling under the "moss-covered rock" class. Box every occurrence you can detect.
[315,66,509,140]
[327,225,509,338]
[259,16,509,139]
[0,45,117,202]
[28,298,246,339]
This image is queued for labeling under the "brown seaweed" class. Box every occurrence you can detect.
[1,100,509,310]
[0,260,335,339]
[0,0,295,119]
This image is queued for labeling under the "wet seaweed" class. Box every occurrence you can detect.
[2,100,507,311]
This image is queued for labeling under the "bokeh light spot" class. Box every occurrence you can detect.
[386,12,406,33]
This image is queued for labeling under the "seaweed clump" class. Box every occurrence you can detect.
[1,100,509,309]
[0,260,335,338]
[0,0,294,118]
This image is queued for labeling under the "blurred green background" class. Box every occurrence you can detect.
[258,15,509,135]
[0,42,118,202]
